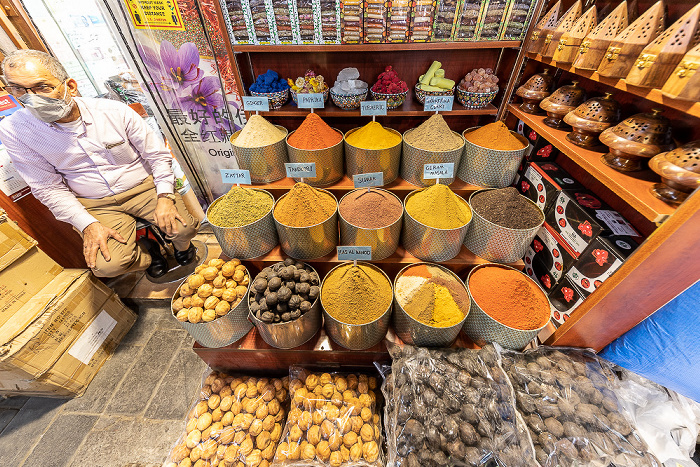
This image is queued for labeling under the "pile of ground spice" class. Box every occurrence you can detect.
[403,114,463,151]
[405,183,472,229]
[321,263,392,325]
[395,264,469,327]
[287,113,342,150]
[471,187,543,229]
[339,188,403,229]
[207,187,273,227]
[231,114,286,148]
[464,121,525,151]
[273,182,337,227]
[469,266,550,330]
[345,121,401,150]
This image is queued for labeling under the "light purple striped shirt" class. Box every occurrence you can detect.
[0,97,174,232]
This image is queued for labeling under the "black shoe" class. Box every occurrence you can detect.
[140,238,169,278]
[174,242,197,266]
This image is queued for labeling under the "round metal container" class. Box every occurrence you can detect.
[321,262,393,350]
[170,274,253,348]
[463,263,550,350]
[247,262,322,349]
[392,263,470,347]
[458,127,529,188]
[230,125,288,183]
[401,129,465,186]
[272,188,338,260]
[206,188,278,259]
[286,129,344,186]
[338,188,403,260]
[344,127,402,184]
[402,188,472,261]
[463,189,544,263]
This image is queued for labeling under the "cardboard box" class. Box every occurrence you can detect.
[548,276,585,327]
[517,121,561,162]
[524,223,577,290]
[0,270,136,397]
[514,161,584,213]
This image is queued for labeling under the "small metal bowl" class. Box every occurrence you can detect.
[321,262,393,350]
[456,86,498,109]
[414,82,455,104]
[370,88,408,109]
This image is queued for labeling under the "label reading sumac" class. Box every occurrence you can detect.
[242,96,270,112]
[285,162,316,178]
[220,169,251,185]
[337,246,372,260]
[297,93,325,109]
[353,172,384,188]
[423,163,454,179]
[424,95,454,112]
[360,101,387,116]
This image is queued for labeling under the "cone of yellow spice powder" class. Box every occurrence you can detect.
[345,122,403,184]
[321,262,393,350]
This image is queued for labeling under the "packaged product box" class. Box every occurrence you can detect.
[476,0,510,41]
[387,0,412,42]
[524,222,577,290]
[0,213,63,327]
[409,0,436,41]
[430,0,462,41]
[317,0,341,43]
[294,0,317,43]
[514,161,584,213]
[520,121,560,162]
[500,0,536,40]
[0,270,136,397]
[223,0,255,43]
[246,0,279,43]
[364,0,388,42]
[340,0,363,42]
[548,276,586,327]
[453,0,487,41]
[271,0,297,43]
[566,233,639,297]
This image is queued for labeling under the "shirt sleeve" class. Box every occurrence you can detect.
[122,104,175,195]
[0,126,97,232]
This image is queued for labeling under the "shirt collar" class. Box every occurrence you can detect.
[41,97,89,133]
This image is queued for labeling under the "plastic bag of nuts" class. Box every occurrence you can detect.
[500,347,660,467]
[163,369,290,467]
[271,368,383,466]
[382,344,538,467]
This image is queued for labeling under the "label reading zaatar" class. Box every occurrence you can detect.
[424,95,454,112]
[297,93,325,109]
[242,96,270,112]
[221,169,251,185]
[360,100,387,116]
[337,246,372,261]
[285,162,316,178]
[353,172,384,188]
[423,163,454,179]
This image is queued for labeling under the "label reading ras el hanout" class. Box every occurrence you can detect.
[337,246,372,260]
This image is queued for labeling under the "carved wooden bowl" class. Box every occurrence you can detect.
[564,92,622,147]
[539,81,586,129]
[515,69,553,114]
[649,141,700,205]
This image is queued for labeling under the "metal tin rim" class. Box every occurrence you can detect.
[393,262,470,329]
[320,261,393,327]
[337,188,404,231]
[465,263,550,333]
[205,188,275,229]
[286,128,344,152]
[343,127,403,152]
[402,129,465,154]
[462,127,529,153]
[468,188,545,233]
[230,124,288,146]
[404,188,472,232]
[272,188,338,229]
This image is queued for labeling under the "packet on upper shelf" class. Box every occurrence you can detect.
[430,0,461,41]
[501,0,537,40]
[341,0,363,42]
[318,0,341,43]
[272,0,297,43]
[477,0,509,41]
[294,0,316,43]
[387,0,411,42]
[364,0,387,42]
[454,0,486,41]
[409,0,436,42]
[224,0,255,43]
[248,0,279,43]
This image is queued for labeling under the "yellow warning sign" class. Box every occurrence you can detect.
[124,0,185,31]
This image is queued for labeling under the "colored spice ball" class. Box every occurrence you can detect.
[470,187,543,230]
[249,69,290,93]
[345,121,401,150]
[405,184,472,229]
[287,113,342,150]
[403,114,463,151]
[231,114,286,148]
[464,121,525,151]
[273,182,337,227]
[321,263,392,325]
[371,65,408,94]
[339,188,403,229]
[208,186,274,228]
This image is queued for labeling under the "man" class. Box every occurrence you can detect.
[0,49,199,278]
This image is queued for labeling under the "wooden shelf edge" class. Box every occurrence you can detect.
[260,175,482,194]
[508,104,676,223]
[525,53,700,119]
[234,41,522,53]
[258,103,498,117]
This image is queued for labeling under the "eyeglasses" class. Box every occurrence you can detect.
[5,82,61,97]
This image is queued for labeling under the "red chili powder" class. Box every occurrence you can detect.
[469,266,550,330]
[288,113,342,150]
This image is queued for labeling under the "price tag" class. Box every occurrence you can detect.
[360,101,387,116]
[242,96,270,112]
[423,163,454,179]
[337,246,372,261]
[297,93,325,109]
[424,95,454,112]
[285,162,316,178]
[221,169,251,185]
[353,172,384,188]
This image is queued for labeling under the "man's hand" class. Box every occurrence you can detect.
[82,222,126,268]
[154,196,187,236]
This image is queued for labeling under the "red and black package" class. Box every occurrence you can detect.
[514,161,583,214]
[548,276,586,326]
[524,223,577,293]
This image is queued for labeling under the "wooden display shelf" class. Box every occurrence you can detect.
[509,104,676,224]
[234,41,521,53]
[262,101,497,117]
[526,53,700,119]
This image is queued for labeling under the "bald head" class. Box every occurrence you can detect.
[2,49,69,83]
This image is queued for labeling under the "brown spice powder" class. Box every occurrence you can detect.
[273,183,337,227]
[403,114,463,151]
[339,189,403,229]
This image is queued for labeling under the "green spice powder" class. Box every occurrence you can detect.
[208,187,274,227]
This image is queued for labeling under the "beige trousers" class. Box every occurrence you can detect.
[77,176,199,278]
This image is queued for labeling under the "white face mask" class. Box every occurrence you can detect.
[19,82,74,123]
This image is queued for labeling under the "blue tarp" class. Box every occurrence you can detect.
[601,280,700,402]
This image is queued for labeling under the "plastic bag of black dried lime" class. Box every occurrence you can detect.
[499,346,661,467]
[381,344,538,466]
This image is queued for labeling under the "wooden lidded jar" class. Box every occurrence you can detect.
[539,81,586,129]
[563,93,621,148]
[599,109,675,172]
[649,141,700,205]
[515,69,553,114]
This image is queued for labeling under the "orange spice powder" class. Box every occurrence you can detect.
[464,121,525,151]
[287,113,342,150]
